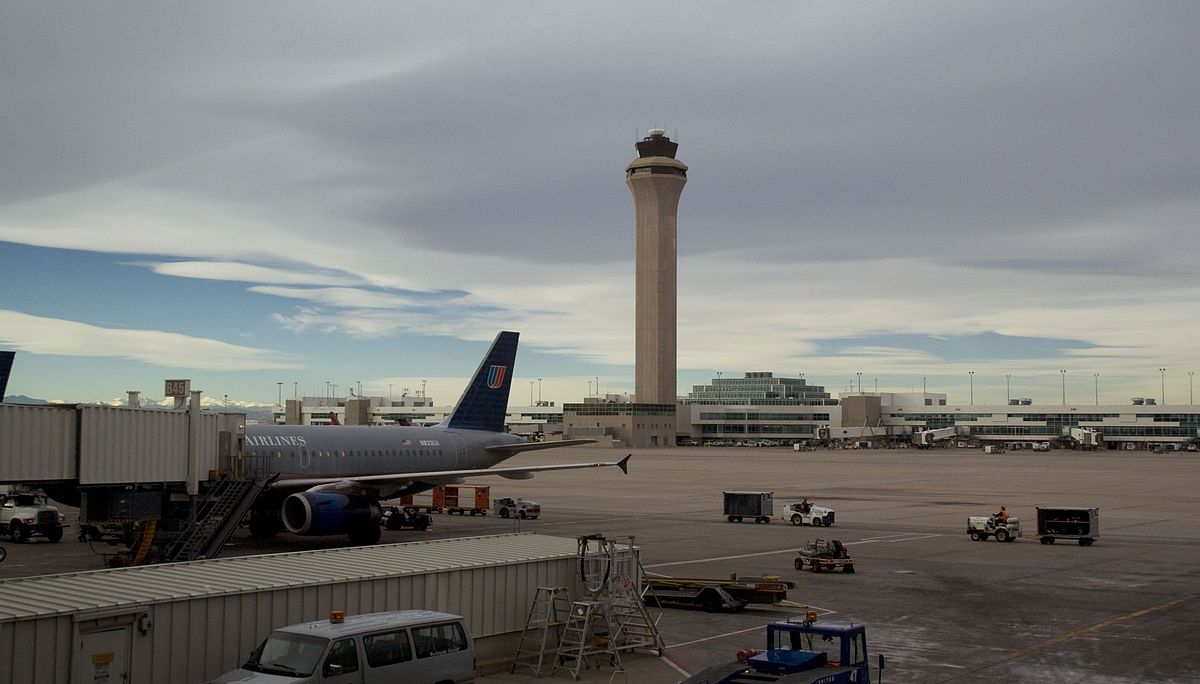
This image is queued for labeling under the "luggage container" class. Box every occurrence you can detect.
[1036,506,1099,546]
[723,491,773,523]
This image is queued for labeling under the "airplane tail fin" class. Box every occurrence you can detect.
[444,331,519,432]
[0,351,13,402]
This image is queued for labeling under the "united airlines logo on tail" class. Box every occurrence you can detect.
[487,365,507,389]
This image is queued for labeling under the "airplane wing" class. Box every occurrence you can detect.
[275,454,632,496]
[483,438,597,456]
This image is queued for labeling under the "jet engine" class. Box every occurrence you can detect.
[282,492,382,536]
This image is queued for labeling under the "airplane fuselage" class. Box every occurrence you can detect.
[244,424,525,490]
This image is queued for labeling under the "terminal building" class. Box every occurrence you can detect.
[279,371,1200,451]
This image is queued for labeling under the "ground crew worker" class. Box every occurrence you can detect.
[994,506,1009,523]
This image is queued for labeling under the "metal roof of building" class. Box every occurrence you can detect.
[0,533,580,622]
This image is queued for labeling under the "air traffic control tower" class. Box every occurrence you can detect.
[561,130,686,447]
[627,129,687,404]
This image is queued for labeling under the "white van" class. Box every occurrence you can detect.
[212,609,475,683]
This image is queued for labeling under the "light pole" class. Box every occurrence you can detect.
[223,394,229,409]
[277,382,283,407]
[293,381,297,398]
[1190,371,1194,405]
[587,379,592,397]
[529,381,534,405]
[856,372,862,393]
[874,377,878,393]
[1159,368,1166,404]
[422,379,427,399]
[537,377,542,404]
[595,376,599,399]
[357,380,362,397]
[389,383,393,400]
[922,377,926,395]
[1060,370,1067,406]
[1005,374,1011,404]
[969,371,974,405]
[1094,373,1099,405]
[716,371,723,404]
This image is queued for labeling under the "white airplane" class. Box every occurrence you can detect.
[242,331,629,544]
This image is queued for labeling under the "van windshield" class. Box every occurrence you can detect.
[244,632,327,677]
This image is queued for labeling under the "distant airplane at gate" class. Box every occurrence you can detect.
[242,331,629,544]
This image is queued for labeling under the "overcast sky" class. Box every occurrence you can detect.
[2,2,1198,407]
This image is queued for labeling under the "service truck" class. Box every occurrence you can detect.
[493,497,540,519]
[780,502,835,527]
[1,491,65,543]
[967,515,1021,542]
[680,614,884,683]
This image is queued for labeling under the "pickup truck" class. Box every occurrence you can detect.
[2,492,65,543]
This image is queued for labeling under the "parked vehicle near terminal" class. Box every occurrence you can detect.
[1,492,65,543]
[381,506,431,531]
[724,491,773,523]
[1037,506,1099,546]
[211,609,475,683]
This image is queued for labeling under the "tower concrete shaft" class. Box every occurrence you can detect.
[626,130,687,404]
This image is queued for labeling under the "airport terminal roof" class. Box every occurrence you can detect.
[0,533,580,622]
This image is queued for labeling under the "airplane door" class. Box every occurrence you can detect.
[74,625,130,684]
[298,446,312,470]
[447,434,469,469]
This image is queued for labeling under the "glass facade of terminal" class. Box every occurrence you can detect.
[686,372,837,443]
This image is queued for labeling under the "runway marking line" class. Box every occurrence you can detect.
[951,592,1200,680]
[664,604,836,650]
[645,533,942,569]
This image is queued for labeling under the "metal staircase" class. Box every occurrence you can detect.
[550,600,619,680]
[549,535,663,679]
[162,475,268,562]
[511,586,573,677]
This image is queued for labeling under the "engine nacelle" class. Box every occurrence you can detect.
[282,492,382,536]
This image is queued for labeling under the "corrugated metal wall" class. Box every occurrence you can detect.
[0,404,77,482]
[0,536,589,684]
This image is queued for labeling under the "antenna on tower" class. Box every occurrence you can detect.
[674,127,679,142]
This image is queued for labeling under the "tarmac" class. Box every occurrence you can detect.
[5,446,1200,682]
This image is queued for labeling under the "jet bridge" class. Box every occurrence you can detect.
[0,397,253,565]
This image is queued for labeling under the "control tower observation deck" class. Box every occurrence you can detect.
[626,129,687,405]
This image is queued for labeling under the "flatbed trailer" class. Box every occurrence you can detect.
[643,575,796,612]
[794,539,856,573]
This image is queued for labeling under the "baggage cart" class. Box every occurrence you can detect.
[723,491,773,523]
[1037,506,1099,546]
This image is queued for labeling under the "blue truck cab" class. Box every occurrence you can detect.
[681,615,883,683]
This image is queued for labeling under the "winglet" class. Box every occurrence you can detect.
[617,454,632,475]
